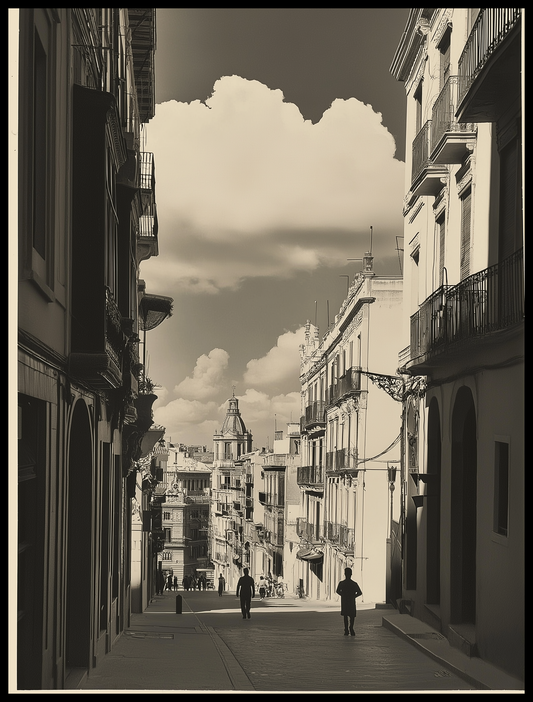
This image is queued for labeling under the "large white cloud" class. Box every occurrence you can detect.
[174,348,229,400]
[244,326,305,390]
[142,75,404,294]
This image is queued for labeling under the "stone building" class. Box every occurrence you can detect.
[390,8,523,681]
[13,8,172,689]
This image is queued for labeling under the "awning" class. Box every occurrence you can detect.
[297,548,323,563]
[139,293,174,331]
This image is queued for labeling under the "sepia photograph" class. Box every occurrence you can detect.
[10,8,524,694]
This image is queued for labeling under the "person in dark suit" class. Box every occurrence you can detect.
[236,568,255,619]
[336,567,363,636]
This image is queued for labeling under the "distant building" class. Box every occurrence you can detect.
[298,254,403,604]
[390,8,523,681]
[210,395,253,592]
[154,442,212,586]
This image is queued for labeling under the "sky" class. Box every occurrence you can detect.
[140,8,410,450]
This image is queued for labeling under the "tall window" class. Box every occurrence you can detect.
[437,212,446,286]
[460,188,472,280]
[499,134,523,261]
[414,81,423,135]
[20,9,57,293]
[493,441,509,537]
[438,28,451,88]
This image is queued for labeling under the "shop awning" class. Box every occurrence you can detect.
[297,548,323,563]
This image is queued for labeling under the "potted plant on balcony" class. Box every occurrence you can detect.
[135,376,160,431]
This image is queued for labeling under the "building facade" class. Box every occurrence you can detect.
[13,8,172,690]
[154,443,213,587]
[298,255,403,604]
[390,8,524,681]
[210,395,254,593]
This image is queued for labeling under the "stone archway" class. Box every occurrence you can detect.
[65,400,94,673]
[450,386,477,624]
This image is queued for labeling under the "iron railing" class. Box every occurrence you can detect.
[412,120,432,183]
[457,9,521,106]
[304,400,326,427]
[431,76,476,152]
[410,248,523,361]
[297,465,324,486]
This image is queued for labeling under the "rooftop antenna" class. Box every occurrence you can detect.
[314,300,317,328]
[370,225,373,255]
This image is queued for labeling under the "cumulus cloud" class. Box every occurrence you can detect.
[142,75,404,294]
[174,348,229,400]
[244,326,305,390]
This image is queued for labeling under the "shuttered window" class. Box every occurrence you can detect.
[460,189,472,280]
[437,212,446,285]
[499,136,522,261]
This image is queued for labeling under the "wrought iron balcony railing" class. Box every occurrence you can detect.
[457,9,522,107]
[410,248,523,363]
[304,400,326,428]
[297,465,324,486]
[430,76,477,162]
[325,521,354,550]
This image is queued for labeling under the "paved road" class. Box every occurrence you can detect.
[179,590,477,692]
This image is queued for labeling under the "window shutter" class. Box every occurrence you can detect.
[460,189,471,280]
[438,213,446,285]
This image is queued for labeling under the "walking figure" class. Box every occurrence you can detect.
[173,576,178,591]
[218,574,226,597]
[336,567,362,636]
[236,568,255,619]
[258,576,266,600]
[166,574,173,592]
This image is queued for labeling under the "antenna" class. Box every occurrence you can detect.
[370,225,373,255]
[327,300,330,327]
[314,300,317,328]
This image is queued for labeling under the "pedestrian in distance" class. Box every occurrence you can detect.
[236,568,255,619]
[165,574,173,592]
[218,574,226,597]
[258,576,266,600]
[173,576,178,591]
[336,567,363,636]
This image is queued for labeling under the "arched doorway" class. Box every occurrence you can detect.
[65,400,94,674]
[450,386,477,624]
[426,398,442,605]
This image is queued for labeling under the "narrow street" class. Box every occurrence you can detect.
[79,589,479,693]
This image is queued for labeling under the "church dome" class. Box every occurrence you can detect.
[221,396,247,436]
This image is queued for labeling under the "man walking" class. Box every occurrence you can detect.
[336,567,362,636]
[236,568,255,619]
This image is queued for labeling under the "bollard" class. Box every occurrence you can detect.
[176,594,182,614]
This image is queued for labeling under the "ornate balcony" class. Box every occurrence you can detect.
[430,76,476,165]
[410,121,449,198]
[70,286,124,390]
[325,521,354,552]
[303,400,326,430]
[328,367,362,405]
[457,9,522,124]
[137,151,159,262]
[408,248,523,371]
[297,465,324,488]
[127,9,156,123]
